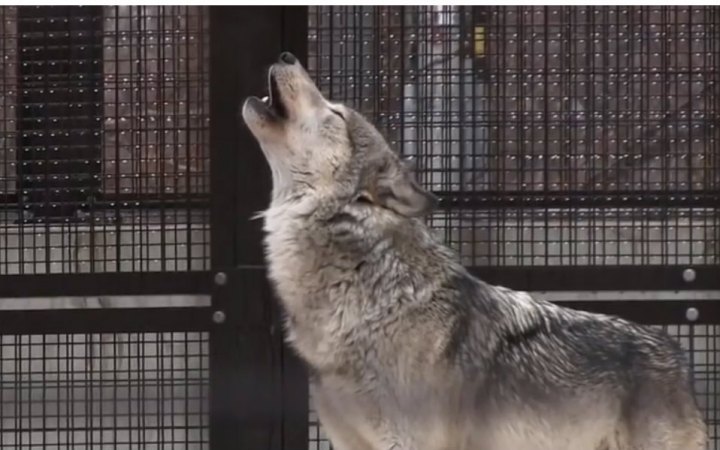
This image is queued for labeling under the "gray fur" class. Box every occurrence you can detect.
[241,54,707,450]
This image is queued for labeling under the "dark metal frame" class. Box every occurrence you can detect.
[439,190,720,209]
[470,266,720,292]
[208,7,309,450]
[0,6,717,450]
[0,7,310,450]
[3,6,211,220]
[14,6,105,222]
[0,271,214,297]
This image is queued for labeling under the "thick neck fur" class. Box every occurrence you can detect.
[260,187,553,387]
[261,191,463,373]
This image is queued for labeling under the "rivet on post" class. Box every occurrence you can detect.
[682,268,696,283]
[214,272,227,286]
[213,310,226,324]
[685,307,699,323]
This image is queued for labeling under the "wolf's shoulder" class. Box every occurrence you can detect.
[439,270,684,366]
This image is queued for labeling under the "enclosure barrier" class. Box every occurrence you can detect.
[0,6,718,450]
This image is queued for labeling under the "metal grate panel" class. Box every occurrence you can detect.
[307,6,720,267]
[0,331,210,450]
[426,207,717,266]
[307,7,720,449]
[16,6,104,220]
[0,6,210,274]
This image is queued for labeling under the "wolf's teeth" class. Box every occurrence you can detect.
[261,96,269,104]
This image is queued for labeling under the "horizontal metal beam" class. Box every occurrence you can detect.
[0,307,211,335]
[0,299,713,336]
[3,267,712,298]
[0,271,214,298]
[5,191,715,212]
[437,190,720,209]
[555,300,719,325]
[471,265,719,291]
[212,267,717,326]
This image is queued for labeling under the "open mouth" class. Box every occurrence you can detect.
[261,68,287,119]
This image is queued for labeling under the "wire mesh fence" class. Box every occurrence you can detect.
[308,5,719,267]
[307,6,720,450]
[0,331,210,450]
[0,6,212,448]
[425,207,717,266]
[0,6,718,450]
[0,6,210,275]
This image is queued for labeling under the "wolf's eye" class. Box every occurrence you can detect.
[330,109,345,120]
[354,192,374,205]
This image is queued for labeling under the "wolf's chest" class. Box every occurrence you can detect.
[263,224,362,367]
[312,376,473,450]
[263,220,322,294]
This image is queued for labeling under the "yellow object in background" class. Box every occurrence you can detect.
[474,26,485,56]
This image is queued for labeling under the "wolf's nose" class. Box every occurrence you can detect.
[279,52,297,65]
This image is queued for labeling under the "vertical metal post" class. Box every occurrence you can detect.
[209,6,283,450]
[278,10,310,450]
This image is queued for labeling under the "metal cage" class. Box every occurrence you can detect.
[0,6,718,450]
[308,6,719,449]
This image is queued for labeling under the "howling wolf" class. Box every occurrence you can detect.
[241,51,707,450]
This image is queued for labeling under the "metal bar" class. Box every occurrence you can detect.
[280,8,310,450]
[209,6,239,271]
[230,9,275,269]
[210,267,281,450]
[471,265,719,292]
[554,300,720,326]
[0,307,210,334]
[1,192,208,202]
[208,7,285,450]
[436,190,720,210]
[0,271,214,298]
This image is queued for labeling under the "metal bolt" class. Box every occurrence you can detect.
[214,272,227,286]
[685,307,699,323]
[212,310,226,324]
[682,268,696,283]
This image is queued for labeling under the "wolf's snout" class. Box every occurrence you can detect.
[279,52,297,65]
[241,51,320,136]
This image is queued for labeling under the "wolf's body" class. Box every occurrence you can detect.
[242,52,707,450]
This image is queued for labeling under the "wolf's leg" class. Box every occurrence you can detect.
[641,424,707,450]
[312,389,378,450]
[627,410,707,450]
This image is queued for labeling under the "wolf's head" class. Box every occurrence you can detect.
[241,52,438,218]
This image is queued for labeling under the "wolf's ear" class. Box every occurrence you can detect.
[372,165,439,218]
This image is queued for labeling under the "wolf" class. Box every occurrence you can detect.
[241,52,707,450]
